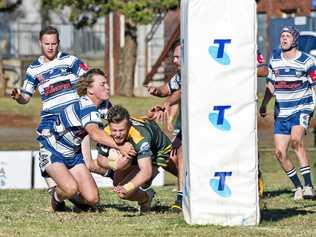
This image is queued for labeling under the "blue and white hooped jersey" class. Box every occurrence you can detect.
[98,100,113,120]
[21,52,88,116]
[267,49,316,119]
[41,96,103,158]
[167,72,181,94]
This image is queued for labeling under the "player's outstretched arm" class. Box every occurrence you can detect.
[112,157,152,197]
[259,82,274,117]
[165,89,181,107]
[145,83,170,97]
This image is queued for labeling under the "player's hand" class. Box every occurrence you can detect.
[145,84,159,96]
[160,102,171,125]
[118,142,136,158]
[147,106,165,120]
[112,185,129,198]
[259,106,267,117]
[10,88,21,100]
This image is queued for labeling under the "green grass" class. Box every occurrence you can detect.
[0,151,316,236]
[1,96,316,236]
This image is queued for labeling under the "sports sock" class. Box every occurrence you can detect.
[300,166,313,187]
[53,190,62,202]
[286,168,302,189]
[176,191,183,203]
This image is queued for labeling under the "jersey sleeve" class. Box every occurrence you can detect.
[306,58,316,86]
[70,56,89,77]
[133,128,153,160]
[20,71,39,97]
[266,62,275,84]
[75,98,103,128]
[80,107,103,128]
[98,100,113,119]
[135,139,153,160]
[167,73,181,94]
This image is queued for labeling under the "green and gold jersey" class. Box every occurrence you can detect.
[104,117,172,167]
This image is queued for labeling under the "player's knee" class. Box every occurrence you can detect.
[85,193,99,205]
[291,139,301,150]
[63,183,79,198]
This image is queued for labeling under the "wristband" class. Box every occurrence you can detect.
[123,182,135,192]
[108,159,118,170]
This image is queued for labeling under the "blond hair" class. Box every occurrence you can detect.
[77,68,106,96]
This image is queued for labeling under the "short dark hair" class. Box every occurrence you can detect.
[107,105,130,124]
[39,26,60,41]
[77,68,106,96]
[171,38,181,52]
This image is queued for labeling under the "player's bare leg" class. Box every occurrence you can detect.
[167,145,183,212]
[68,164,100,210]
[291,126,314,198]
[45,177,57,195]
[45,163,79,211]
[274,134,303,200]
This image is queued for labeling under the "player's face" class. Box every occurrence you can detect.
[110,119,129,145]
[91,74,110,101]
[173,45,181,72]
[39,34,59,62]
[280,32,294,51]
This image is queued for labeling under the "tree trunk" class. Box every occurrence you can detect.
[119,21,137,97]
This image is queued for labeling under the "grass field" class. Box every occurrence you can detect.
[0,96,316,236]
[0,151,315,237]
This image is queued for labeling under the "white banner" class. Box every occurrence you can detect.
[0,151,32,189]
[0,150,165,189]
[181,0,259,225]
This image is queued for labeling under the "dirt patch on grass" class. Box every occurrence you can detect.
[0,113,38,128]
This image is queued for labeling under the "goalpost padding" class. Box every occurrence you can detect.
[181,0,259,225]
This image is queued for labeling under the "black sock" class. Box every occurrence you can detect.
[286,168,302,189]
[176,192,183,202]
[300,166,313,187]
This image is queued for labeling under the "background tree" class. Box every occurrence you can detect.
[43,0,179,96]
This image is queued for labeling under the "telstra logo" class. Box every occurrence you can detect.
[208,105,231,131]
[209,171,232,197]
[208,39,231,65]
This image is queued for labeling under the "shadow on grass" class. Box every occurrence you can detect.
[95,201,178,215]
[263,188,292,198]
[96,203,138,213]
[261,207,316,222]
[151,203,172,213]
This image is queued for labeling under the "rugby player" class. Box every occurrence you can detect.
[260,26,316,200]
[145,40,183,212]
[96,105,179,213]
[36,69,135,211]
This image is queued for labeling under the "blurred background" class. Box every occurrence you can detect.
[0,0,316,150]
[0,0,315,98]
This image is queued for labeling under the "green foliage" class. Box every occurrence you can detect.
[44,0,179,28]
[0,0,21,12]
